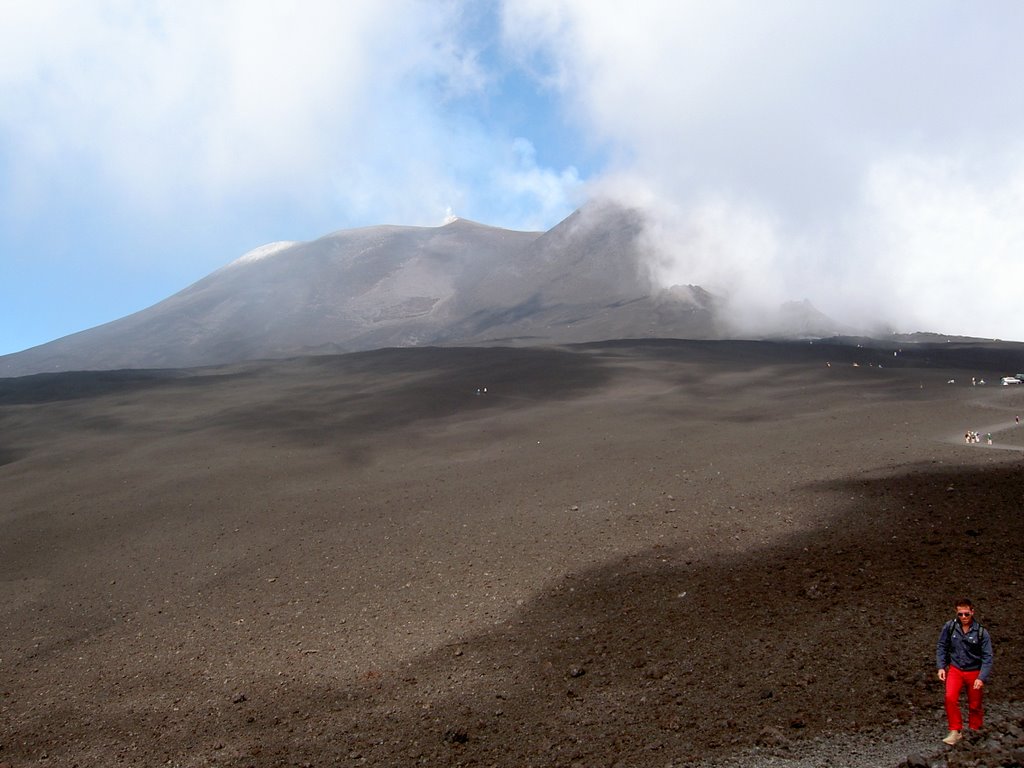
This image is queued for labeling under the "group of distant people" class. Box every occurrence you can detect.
[962,416,1021,446]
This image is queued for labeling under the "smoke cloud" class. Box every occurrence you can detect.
[502,0,1024,339]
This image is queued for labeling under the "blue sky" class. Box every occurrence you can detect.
[2,1,1024,357]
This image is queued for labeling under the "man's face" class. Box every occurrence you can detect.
[956,605,974,624]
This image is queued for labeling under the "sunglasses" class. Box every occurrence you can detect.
[957,611,972,617]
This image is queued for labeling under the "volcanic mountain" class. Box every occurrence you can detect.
[0,202,841,377]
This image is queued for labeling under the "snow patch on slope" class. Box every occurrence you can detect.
[232,241,300,266]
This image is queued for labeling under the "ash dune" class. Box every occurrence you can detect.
[0,203,845,378]
[3,339,1024,766]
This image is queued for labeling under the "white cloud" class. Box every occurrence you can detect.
[0,1,578,232]
[0,2,452,199]
[4,0,1023,343]
[493,138,582,231]
[846,151,1024,339]
[501,0,1024,338]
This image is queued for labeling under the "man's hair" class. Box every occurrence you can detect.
[955,598,974,609]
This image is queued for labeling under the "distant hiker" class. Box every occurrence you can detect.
[964,432,971,444]
[936,599,993,746]
[1016,415,1020,425]
[986,433,993,445]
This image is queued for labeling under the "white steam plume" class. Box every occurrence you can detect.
[504,0,1024,339]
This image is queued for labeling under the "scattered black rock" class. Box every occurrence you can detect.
[443,727,469,745]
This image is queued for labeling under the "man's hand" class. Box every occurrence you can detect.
[938,669,946,681]
[973,678,984,690]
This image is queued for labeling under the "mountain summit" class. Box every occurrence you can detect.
[0,202,842,376]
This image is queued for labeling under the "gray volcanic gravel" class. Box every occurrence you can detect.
[2,339,1024,768]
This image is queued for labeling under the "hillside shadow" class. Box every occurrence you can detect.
[296,462,1022,766]
[5,337,1022,409]
[45,462,1017,767]
[580,336,1024,376]
[7,436,1024,768]
[204,346,615,443]
[0,447,22,467]
[0,369,181,404]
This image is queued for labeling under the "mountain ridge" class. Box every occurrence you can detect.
[0,202,845,377]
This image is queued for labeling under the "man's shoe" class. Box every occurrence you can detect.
[942,730,962,745]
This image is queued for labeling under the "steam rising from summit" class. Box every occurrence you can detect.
[504,1,1024,341]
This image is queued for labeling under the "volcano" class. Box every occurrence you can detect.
[0,202,844,377]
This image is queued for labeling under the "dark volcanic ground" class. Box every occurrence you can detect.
[1,339,1024,767]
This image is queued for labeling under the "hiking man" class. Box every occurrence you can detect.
[936,599,993,745]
